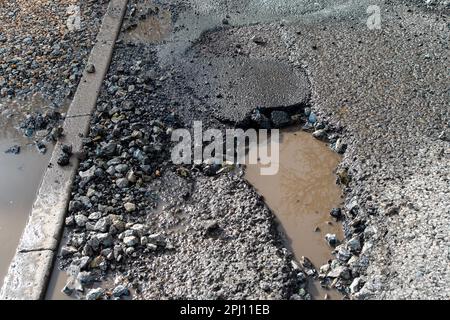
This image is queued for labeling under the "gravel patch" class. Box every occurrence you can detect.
[0,0,108,108]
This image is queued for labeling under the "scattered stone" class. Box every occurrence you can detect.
[112,284,129,297]
[270,111,291,127]
[334,138,347,154]
[74,214,88,227]
[86,63,96,73]
[336,246,352,262]
[350,277,363,294]
[65,216,75,226]
[347,236,362,253]
[77,271,94,285]
[251,36,267,45]
[116,178,129,188]
[101,142,117,156]
[251,109,271,129]
[79,166,96,180]
[94,217,111,232]
[123,236,139,247]
[57,153,70,166]
[36,141,47,154]
[325,233,338,246]
[126,170,137,183]
[204,220,220,237]
[308,112,317,124]
[438,130,449,142]
[61,246,78,257]
[312,129,327,140]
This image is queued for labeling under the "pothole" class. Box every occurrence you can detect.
[245,128,344,300]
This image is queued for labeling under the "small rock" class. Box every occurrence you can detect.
[325,233,338,246]
[85,288,104,300]
[116,178,129,188]
[36,141,47,154]
[123,236,139,247]
[74,214,88,227]
[327,266,350,280]
[57,153,70,166]
[112,284,129,297]
[347,236,362,253]
[126,170,136,183]
[312,129,327,140]
[79,166,96,180]
[61,246,78,257]
[102,142,117,156]
[336,246,352,262]
[251,109,271,129]
[350,277,363,294]
[308,112,317,124]
[334,138,347,154]
[251,36,267,45]
[65,216,75,226]
[5,145,20,154]
[77,271,94,285]
[62,144,73,155]
[115,164,129,173]
[86,64,96,73]
[96,233,113,247]
[204,220,220,236]
[270,111,291,128]
[330,208,342,219]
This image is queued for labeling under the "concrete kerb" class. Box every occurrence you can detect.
[0,0,128,300]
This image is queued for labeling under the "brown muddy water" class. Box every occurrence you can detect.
[121,1,172,44]
[245,129,343,300]
[0,94,61,285]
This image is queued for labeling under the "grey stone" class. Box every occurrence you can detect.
[94,217,111,232]
[325,233,337,246]
[123,236,139,246]
[116,178,129,188]
[270,111,291,128]
[124,202,136,212]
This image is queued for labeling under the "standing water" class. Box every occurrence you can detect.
[245,129,343,300]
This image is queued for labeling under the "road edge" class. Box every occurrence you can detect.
[0,0,128,300]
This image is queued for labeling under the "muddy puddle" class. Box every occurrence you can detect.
[245,129,343,300]
[121,1,172,44]
[0,94,68,286]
